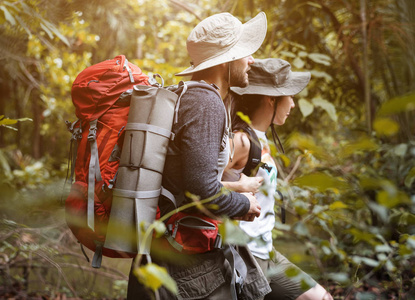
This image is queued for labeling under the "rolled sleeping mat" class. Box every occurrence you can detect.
[104,84,178,254]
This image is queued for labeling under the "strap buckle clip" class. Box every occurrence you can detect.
[88,120,98,142]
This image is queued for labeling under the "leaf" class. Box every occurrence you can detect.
[0,5,16,25]
[0,150,12,178]
[377,93,415,116]
[377,190,410,208]
[219,218,250,245]
[40,22,54,39]
[152,221,166,238]
[306,2,323,9]
[351,255,379,267]
[292,221,310,236]
[361,257,380,267]
[385,260,396,272]
[329,201,348,210]
[42,19,70,46]
[340,137,379,158]
[328,272,350,284]
[308,53,331,66]
[0,118,18,126]
[375,244,392,253]
[407,236,415,248]
[373,117,399,136]
[276,153,290,167]
[279,50,296,58]
[274,222,291,231]
[285,266,300,277]
[236,111,251,125]
[404,167,415,188]
[356,292,380,300]
[292,57,305,69]
[298,87,309,97]
[359,176,384,190]
[298,99,314,118]
[310,70,333,82]
[134,263,177,294]
[394,143,408,157]
[287,132,330,160]
[294,172,349,192]
[366,202,389,223]
[312,97,337,122]
[322,245,331,255]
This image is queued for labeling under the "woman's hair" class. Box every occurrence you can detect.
[228,91,285,153]
[229,92,265,131]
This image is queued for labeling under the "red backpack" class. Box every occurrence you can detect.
[65,55,149,267]
[65,55,226,268]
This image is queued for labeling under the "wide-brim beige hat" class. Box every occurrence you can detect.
[231,58,311,96]
[176,12,267,76]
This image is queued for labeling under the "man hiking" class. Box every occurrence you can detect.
[127,11,271,300]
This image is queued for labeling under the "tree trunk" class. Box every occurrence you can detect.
[0,79,8,148]
[31,92,42,159]
[360,0,372,133]
[14,84,23,148]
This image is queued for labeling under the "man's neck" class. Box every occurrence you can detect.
[191,65,229,100]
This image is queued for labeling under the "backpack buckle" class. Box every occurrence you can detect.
[72,127,82,140]
[88,120,98,141]
[214,233,222,249]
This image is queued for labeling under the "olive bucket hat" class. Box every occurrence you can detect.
[231,58,311,96]
[176,12,267,76]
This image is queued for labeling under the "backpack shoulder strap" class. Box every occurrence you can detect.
[184,80,221,98]
[237,125,262,176]
[171,80,222,127]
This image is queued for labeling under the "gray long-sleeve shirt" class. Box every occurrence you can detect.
[160,84,250,217]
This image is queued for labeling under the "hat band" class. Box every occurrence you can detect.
[249,74,278,87]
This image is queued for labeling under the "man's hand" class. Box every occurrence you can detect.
[234,192,261,221]
[237,173,263,193]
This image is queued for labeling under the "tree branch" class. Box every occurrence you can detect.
[168,0,202,21]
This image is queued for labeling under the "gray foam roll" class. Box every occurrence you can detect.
[104,85,178,254]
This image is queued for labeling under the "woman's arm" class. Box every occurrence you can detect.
[222,173,263,193]
[225,131,250,171]
[222,131,264,193]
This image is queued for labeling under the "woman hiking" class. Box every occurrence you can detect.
[222,58,333,300]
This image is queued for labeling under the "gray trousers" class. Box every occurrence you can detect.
[127,243,271,300]
[255,249,317,300]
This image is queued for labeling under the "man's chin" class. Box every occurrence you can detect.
[240,81,249,88]
[233,80,249,88]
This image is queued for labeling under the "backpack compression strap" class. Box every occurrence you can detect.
[65,119,82,185]
[224,245,248,300]
[87,119,102,231]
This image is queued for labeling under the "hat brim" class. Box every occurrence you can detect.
[231,71,311,96]
[176,12,267,76]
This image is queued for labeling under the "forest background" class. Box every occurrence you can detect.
[0,0,415,299]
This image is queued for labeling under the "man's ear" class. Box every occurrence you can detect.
[266,95,275,107]
[217,62,229,70]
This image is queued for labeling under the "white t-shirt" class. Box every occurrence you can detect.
[222,129,277,259]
